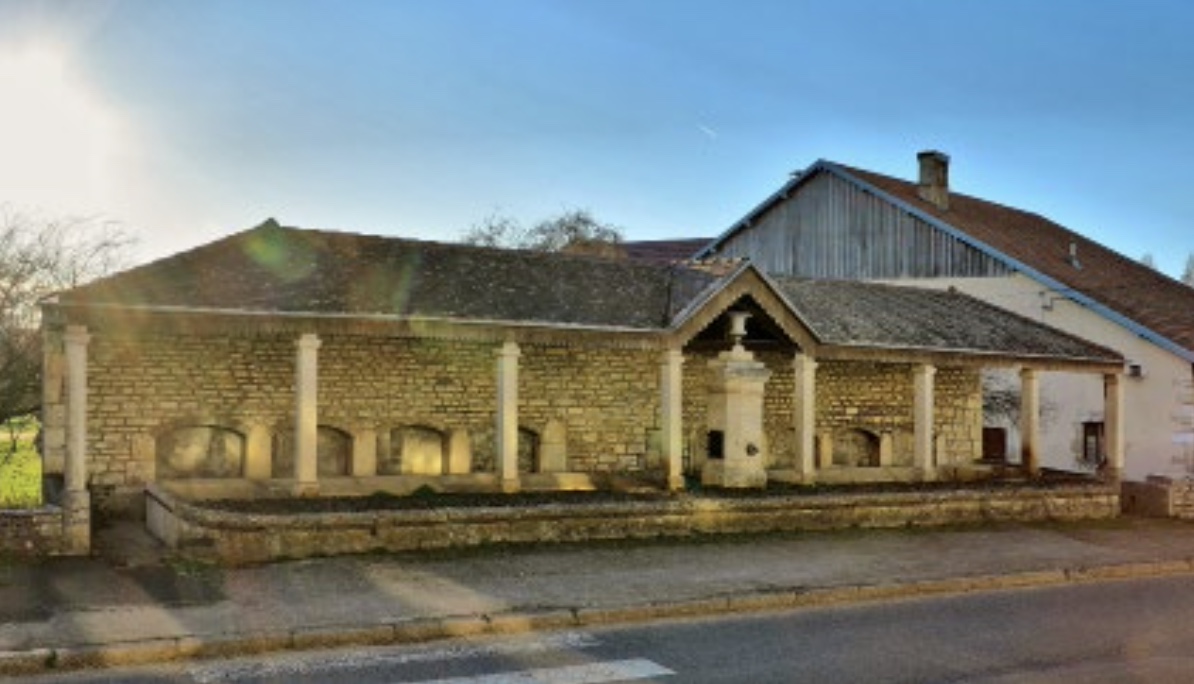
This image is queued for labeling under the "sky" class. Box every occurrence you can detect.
[2,0,1194,277]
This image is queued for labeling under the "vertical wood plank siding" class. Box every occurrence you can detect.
[714,173,1011,279]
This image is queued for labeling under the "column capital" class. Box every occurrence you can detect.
[662,348,685,365]
[497,340,521,358]
[296,333,322,351]
[793,353,818,372]
[64,324,91,347]
[913,363,937,378]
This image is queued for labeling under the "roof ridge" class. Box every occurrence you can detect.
[265,221,692,274]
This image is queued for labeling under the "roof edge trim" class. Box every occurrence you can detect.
[47,301,669,335]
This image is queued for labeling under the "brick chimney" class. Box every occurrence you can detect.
[917,150,950,211]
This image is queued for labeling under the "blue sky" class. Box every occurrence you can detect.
[2,0,1194,276]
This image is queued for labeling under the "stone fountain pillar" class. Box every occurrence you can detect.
[702,312,771,489]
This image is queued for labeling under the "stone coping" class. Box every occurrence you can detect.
[146,482,1120,564]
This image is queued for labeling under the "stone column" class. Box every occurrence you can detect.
[792,353,818,481]
[293,333,321,496]
[1104,372,1125,480]
[913,364,936,478]
[63,325,92,554]
[660,348,685,491]
[1020,368,1041,476]
[496,341,521,493]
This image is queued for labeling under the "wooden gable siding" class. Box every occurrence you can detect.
[713,172,1012,279]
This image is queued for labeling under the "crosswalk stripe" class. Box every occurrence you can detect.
[405,658,675,683]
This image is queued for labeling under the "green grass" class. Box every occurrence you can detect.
[0,418,41,509]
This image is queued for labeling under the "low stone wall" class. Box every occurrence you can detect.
[147,484,1120,565]
[1122,476,1194,518]
[0,508,66,556]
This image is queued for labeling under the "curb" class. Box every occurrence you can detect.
[4,558,1194,676]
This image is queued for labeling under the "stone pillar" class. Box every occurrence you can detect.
[41,326,66,476]
[447,429,473,475]
[792,353,817,481]
[1104,372,1125,480]
[352,429,378,476]
[63,325,91,554]
[1020,368,1041,476]
[879,432,894,467]
[540,420,568,473]
[496,341,521,493]
[244,425,273,480]
[660,349,685,491]
[702,341,771,489]
[293,333,321,496]
[913,364,936,478]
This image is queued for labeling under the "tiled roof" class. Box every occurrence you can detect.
[55,220,1125,365]
[60,221,720,330]
[621,238,711,265]
[774,277,1123,363]
[833,163,1194,356]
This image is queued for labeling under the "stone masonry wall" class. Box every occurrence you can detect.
[816,361,982,466]
[66,328,670,505]
[682,357,982,473]
[935,367,984,464]
[519,345,661,473]
[84,332,294,500]
[0,509,66,556]
[60,322,982,507]
[318,335,498,469]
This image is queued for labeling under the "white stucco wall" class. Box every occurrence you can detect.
[879,274,1194,481]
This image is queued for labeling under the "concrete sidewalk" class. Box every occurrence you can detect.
[5,516,1194,675]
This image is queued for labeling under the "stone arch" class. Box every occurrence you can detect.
[383,425,448,475]
[316,426,352,476]
[156,425,245,479]
[271,424,353,478]
[833,428,881,468]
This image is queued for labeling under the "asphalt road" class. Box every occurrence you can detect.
[20,575,1194,683]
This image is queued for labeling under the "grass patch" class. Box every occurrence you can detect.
[0,418,41,509]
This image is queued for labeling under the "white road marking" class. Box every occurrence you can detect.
[406,658,675,683]
[190,632,600,682]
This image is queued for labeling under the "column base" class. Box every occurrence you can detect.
[767,468,816,485]
[292,482,320,497]
[61,489,91,556]
[666,474,687,492]
[914,467,939,483]
[702,460,768,489]
[500,478,521,494]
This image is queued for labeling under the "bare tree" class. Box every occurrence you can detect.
[0,208,133,434]
[1182,252,1194,287]
[462,208,624,256]
[1140,252,1157,270]
[460,212,529,250]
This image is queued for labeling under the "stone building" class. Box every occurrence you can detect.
[40,220,1122,553]
[697,152,1194,481]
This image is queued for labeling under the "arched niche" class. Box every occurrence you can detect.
[156,425,245,479]
[833,428,881,468]
[272,425,352,478]
[382,425,448,475]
